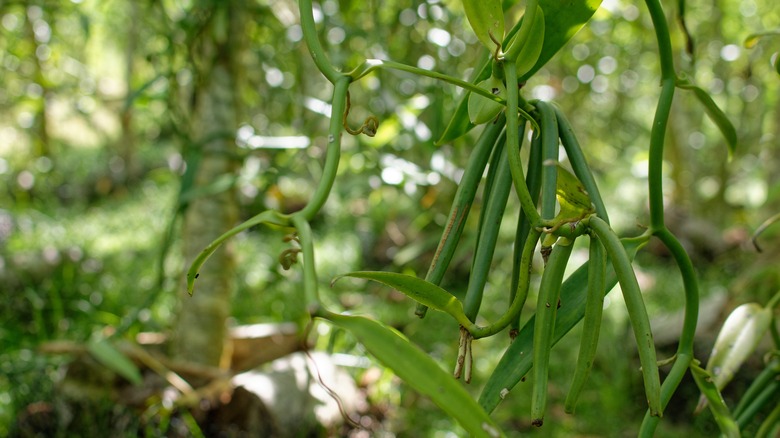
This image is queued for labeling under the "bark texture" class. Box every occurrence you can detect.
[172,2,242,372]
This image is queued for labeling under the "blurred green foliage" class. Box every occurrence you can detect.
[1,0,779,435]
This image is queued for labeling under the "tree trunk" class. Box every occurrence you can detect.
[171,1,242,375]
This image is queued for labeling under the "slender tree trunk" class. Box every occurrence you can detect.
[118,0,139,182]
[172,2,242,373]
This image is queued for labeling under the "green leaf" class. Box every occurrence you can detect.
[518,0,602,82]
[689,86,738,155]
[513,6,545,78]
[188,210,290,295]
[690,362,740,438]
[463,0,504,53]
[468,77,506,125]
[322,312,504,438]
[437,94,477,145]
[334,271,472,327]
[87,339,143,385]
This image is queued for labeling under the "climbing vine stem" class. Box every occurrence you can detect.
[298,76,350,221]
[298,0,341,83]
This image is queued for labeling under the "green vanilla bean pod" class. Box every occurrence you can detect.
[531,239,575,426]
[587,216,662,417]
[552,104,609,223]
[477,131,508,243]
[535,101,559,263]
[478,236,648,412]
[756,400,780,438]
[735,378,780,429]
[416,114,506,318]
[732,356,780,418]
[463,131,514,322]
[535,101,559,222]
[472,227,541,339]
[318,310,504,438]
[564,235,606,413]
[510,131,544,334]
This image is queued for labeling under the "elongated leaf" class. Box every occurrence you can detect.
[518,0,602,82]
[513,6,545,78]
[463,0,504,52]
[188,209,289,295]
[479,238,644,412]
[468,77,507,124]
[334,271,472,327]
[87,339,143,385]
[435,51,492,145]
[690,362,740,438]
[322,312,504,438]
[689,86,738,155]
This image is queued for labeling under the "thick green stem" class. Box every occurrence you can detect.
[292,214,320,314]
[648,79,676,230]
[655,228,699,354]
[644,0,676,80]
[638,353,693,437]
[298,77,350,220]
[298,0,341,82]
[503,61,542,226]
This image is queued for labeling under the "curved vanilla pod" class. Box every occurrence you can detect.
[552,104,609,222]
[530,239,575,426]
[564,235,606,413]
[472,227,541,339]
[416,115,506,317]
[463,131,515,321]
[587,216,662,417]
[510,132,543,334]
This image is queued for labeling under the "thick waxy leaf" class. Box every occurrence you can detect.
[518,0,602,82]
[468,77,506,124]
[689,86,738,155]
[322,311,504,438]
[87,339,143,385]
[463,0,505,52]
[513,6,545,78]
[334,271,471,327]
